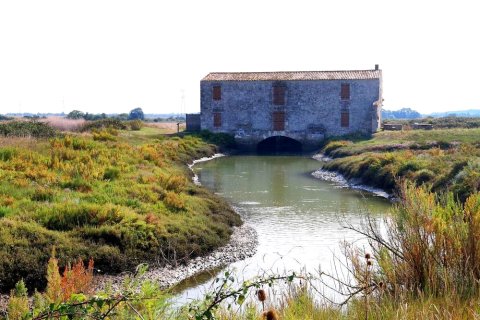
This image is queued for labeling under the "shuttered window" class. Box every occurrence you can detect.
[213,112,222,127]
[273,85,285,105]
[341,83,350,100]
[213,85,221,100]
[341,111,349,127]
[273,111,285,131]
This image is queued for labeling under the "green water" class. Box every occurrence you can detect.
[178,155,391,301]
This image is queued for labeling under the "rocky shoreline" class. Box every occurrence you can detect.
[312,154,392,199]
[93,223,258,292]
[0,223,258,313]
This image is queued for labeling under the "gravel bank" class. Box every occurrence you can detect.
[93,223,258,291]
[312,154,392,199]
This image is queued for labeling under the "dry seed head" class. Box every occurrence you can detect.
[365,253,371,260]
[367,260,372,266]
[263,309,279,320]
[257,289,267,302]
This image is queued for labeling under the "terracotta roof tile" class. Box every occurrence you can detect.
[202,70,381,81]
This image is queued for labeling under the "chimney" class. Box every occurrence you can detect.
[375,64,379,70]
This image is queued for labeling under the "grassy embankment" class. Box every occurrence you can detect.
[3,120,480,319]
[321,128,480,200]
[0,120,240,293]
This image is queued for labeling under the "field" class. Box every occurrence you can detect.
[0,122,241,293]
[2,121,480,319]
[321,128,480,200]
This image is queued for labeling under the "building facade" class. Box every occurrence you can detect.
[200,67,382,151]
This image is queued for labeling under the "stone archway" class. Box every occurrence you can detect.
[256,136,302,154]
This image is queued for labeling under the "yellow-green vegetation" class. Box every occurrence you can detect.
[0,126,241,293]
[387,116,480,129]
[322,128,480,200]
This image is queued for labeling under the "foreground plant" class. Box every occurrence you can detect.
[337,181,480,300]
[185,271,301,320]
[7,263,172,320]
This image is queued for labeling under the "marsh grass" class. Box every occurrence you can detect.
[0,127,241,293]
[322,128,480,200]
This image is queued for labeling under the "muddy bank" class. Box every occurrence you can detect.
[94,223,257,291]
[188,153,225,185]
[312,154,392,199]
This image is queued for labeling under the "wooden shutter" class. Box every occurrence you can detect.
[273,86,285,105]
[341,111,349,127]
[213,85,221,100]
[213,112,221,127]
[341,83,350,100]
[273,111,285,131]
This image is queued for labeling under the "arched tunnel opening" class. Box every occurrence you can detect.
[256,136,303,154]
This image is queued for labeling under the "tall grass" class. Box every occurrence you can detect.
[0,130,241,292]
[322,128,480,200]
[351,182,480,297]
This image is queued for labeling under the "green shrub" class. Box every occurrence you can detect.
[81,119,127,132]
[92,129,117,141]
[0,148,17,161]
[0,128,241,293]
[452,161,480,202]
[61,178,93,192]
[0,121,56,138]
[397,161,422,176]
[351,183,480,297]
[0,219,87,291]
[31,188,54,202]
[0,206,11,218]
[36,203,138,231]
[128,119,143,131]
[196,130,236,149]
[322,140,350,155]
[103,167,120,180]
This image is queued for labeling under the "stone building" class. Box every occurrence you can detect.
[199,66,383,152]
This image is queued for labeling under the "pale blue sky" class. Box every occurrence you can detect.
[0,0,479,115]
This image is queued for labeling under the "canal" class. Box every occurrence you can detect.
[177,155,391,303]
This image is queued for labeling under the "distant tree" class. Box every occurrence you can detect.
[129,108,144,120]
[382,108,422,120]
[116,113,129,121]
[66,110,85,120]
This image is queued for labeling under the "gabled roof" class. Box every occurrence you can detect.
[202,70,381,81]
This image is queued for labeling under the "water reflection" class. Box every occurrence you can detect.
[180,156,391,303]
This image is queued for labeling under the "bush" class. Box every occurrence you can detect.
[164,191,185,210]
[0,121,56,138]
[103,167,120,180]
[397,160,422,176]
[0,219,88,292]
[81,119,127,132]
[31,188,55,202]
[92,129,117,141]
[128,119,143,131]
[349,183,480,297]
[0,206,11,218]
[322,140,351,155]
[61,178,93,192]
[0,129,241,293]
[196,130,236,149]
[414,168,435,185]
[0,148,17,161]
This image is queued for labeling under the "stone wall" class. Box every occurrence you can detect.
[186,113,201,132]
[200,79,381,151]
